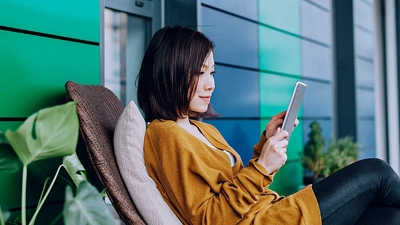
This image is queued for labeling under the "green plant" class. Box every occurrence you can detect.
[320,136,359,177]
[1,202,10,225]
[301,121,326,178]
[0,102,115,225]
[300,120,359,179]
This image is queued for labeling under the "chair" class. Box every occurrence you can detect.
[65,81,146,225]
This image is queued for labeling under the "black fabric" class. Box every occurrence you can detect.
[312,158,400,225]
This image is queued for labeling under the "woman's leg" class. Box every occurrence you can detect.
[355,206,400,224]
[312,158,400,225]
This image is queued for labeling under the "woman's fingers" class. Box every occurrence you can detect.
[265,111,287,139]
[270,129,289,142]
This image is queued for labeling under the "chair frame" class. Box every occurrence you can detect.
[65,81,146,225]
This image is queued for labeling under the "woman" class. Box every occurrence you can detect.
[137,26,400,224]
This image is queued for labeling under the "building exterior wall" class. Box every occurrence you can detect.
[201,0,333,195]
[0,0,100,222]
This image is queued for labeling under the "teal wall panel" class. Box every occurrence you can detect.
[268,159,303,194]
[259,75,305,195]
[258,0,300,35]
[259,26,301,75]
[0,0,99,42]
[0,30,99,117]
[258,0,303,195]
[259,74,300,117]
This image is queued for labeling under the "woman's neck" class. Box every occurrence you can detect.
[176,116,191,128]
[176,117,215,148]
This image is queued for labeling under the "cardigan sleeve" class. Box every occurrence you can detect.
[252,131,268,159]
[144,121,281,225]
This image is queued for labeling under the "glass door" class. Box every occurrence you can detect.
[102,0,161,106]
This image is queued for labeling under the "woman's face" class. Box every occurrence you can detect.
[189,51,215,113]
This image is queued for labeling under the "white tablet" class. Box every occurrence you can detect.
[282,81,306,141]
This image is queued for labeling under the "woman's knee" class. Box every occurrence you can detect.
[355,158,398,183]
[353,158,389,173]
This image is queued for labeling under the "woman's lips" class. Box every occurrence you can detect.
[200,96,211,102]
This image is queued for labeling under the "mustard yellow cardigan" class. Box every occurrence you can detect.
[144,119,321,225]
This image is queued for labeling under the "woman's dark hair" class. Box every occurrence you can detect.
[137,26,219,122]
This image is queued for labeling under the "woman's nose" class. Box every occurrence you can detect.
[205,74,215,91]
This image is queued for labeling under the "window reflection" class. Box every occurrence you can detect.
[104,8,150,106]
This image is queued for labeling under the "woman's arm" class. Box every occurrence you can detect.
[145,121,279,225]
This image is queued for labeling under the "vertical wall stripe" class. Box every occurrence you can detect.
[385,0,400,173]
[373,0,388,161]
[333,0,357,140]
[258,0,303,195]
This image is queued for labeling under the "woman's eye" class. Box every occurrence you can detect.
[211,71,216,76]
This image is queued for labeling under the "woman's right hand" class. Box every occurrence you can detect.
[257,128,288,174]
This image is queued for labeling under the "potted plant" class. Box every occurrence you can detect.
[300,121,326,184]
[319,136,359,178]
[300,120,359,185]
[0,102,115,225]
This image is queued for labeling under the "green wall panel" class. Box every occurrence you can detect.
[259,26,301,76]
[258,1,303,195]
[0,1,100,223]
[268,159,303,195]
[258,74,304,162]
[0,30,99,117]
[0,121,22,133]
[0,0,99,42]
[259,75,305,195]
[258,0,300,35]
[259,74,299,117]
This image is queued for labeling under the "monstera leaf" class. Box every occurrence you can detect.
[5,101,79,166]
[63,153,87,187]
[64,181,116,225]
[0,143,22,173]
[0,130,22,173]
[1,202,10,225]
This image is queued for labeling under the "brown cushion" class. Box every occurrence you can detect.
[65,81,146,225]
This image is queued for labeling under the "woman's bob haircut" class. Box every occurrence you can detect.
[137,26,219,122]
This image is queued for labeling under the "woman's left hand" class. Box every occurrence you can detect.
[264,111,299,139]
[264,111,285,139]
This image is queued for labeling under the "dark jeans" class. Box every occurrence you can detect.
[312,158,400,225]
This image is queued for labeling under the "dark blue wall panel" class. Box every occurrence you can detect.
[211,65,259,118]
[205,119,260,165]
[201,6,258,69]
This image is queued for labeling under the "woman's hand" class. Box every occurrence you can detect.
[258,128,289,174]
[264,111,298,139]
[264,111,286,139]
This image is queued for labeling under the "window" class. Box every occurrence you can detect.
[102,0,161,105]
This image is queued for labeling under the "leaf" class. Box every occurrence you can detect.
[63,153,87,187]
[5,102,79,165]
[0,143,22,173]
[0,129,22,173]
[64,181,116,225]
[0,202,10,225]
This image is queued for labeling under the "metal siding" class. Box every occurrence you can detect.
[0,31,99,117]
[0,0,99,42]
